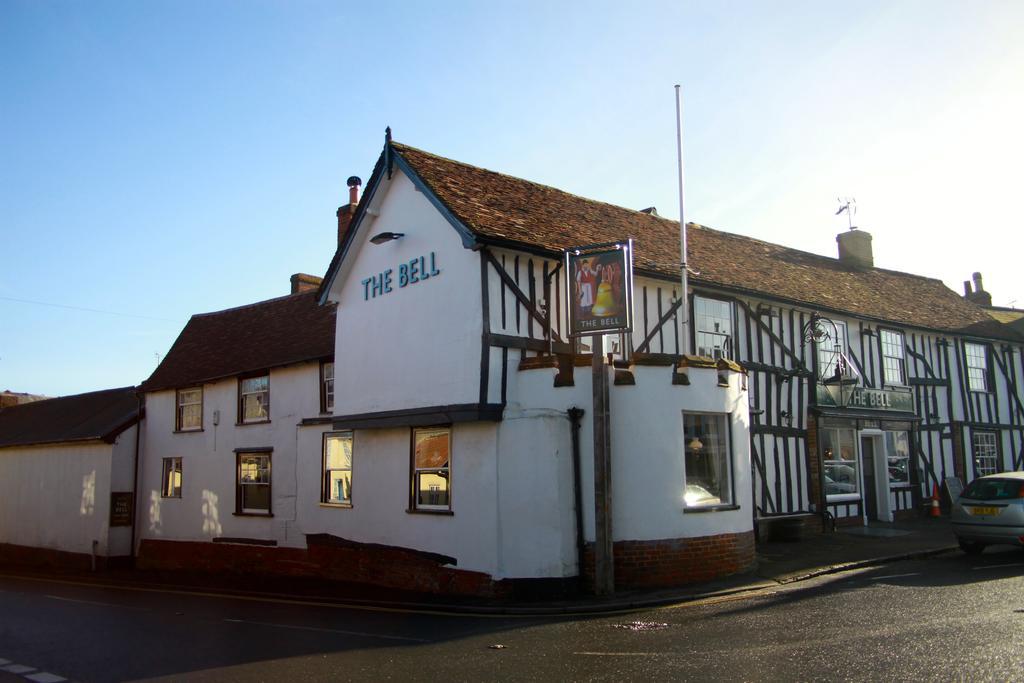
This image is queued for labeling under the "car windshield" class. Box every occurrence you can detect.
[960,478,1023,501]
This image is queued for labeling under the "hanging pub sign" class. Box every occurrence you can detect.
[565,240,634,337]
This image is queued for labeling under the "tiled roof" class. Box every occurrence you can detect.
[393,142,1019,340]
[141,290,336,393]
[0,386,139,448]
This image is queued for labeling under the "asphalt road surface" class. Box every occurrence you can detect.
[1,547,1022,682]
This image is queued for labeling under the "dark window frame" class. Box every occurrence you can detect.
[408,425,453,514]
[161,457,182,498]
[237,372,271,425]
[681,411,736,510]
[235,449,273,516]
[175,386,203,432]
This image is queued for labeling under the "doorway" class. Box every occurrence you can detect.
[860,431,892,523]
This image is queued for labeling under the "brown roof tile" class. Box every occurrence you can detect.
[393,142,1019,340]
[0,386,139,448]
[141,291,336,393]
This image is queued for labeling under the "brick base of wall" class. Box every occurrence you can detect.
[0,542,126,571]
[583,531,756,590]
[137,536,506,599]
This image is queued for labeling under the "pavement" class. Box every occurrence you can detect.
[0,515,959,620]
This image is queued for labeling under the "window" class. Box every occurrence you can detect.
[175,388,202,431]
[817,320,848,380]
[682,413,732,507]
[965,343,990,393]
[161,457,182,498]
[239,375,269,423]
[412,427,450,511]
[885,431,911,486]
[821,428,858,499]
[321,361,335,413]
[880,330,906,386]
[693,296,733,360]
[236,452,271,514]
[322,431,352,505]
[972,431,999,477]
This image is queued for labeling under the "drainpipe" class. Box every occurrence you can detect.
[129,392,143,564]
[567,407,585,589]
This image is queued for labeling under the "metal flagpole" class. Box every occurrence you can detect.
[675,85,690,356]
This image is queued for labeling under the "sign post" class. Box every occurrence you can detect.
[566,241,634,595]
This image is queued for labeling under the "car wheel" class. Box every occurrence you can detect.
[959,540,985,555]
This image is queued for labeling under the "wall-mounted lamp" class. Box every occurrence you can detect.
[780,410,793,427]
[370,231,405,245]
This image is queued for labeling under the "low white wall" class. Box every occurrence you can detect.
[0,441,115,556]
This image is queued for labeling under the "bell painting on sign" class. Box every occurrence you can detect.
[566,241,634,337]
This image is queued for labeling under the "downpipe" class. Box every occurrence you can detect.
[568,407,585,589]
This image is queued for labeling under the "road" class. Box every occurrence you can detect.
[1,548,1022,682]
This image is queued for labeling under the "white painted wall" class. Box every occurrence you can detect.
[328,170,484,415]
[138,362,330,549]
[0,441,115,556]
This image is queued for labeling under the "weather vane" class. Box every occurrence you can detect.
[835,197,857,231]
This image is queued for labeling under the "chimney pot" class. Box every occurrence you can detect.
[965,271,992,307]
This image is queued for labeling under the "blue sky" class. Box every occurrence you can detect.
[2,1,1022,397]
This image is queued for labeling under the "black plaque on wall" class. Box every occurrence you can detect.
[109,492,133,527]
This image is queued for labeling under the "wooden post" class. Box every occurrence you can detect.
[592,333,614,595]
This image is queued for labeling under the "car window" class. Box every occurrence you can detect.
[960,478,1024,501]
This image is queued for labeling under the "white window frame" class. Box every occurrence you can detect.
[965,342,990,393]
[822,427,860,502]
[239,375,270,423]
[972,431,999,477]
[161,457,182,498]
[682,411,733,508]
[237,451,271,515]
[693,295,734,360]
[884,430,912,488]
[322,431,353,506]
[817,320,848,380]
[411,427,451,512]
[880,329,907,386]
[175,387,202,431]
[321,361,335,414]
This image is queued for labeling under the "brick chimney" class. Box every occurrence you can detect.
[337,175,362,247]
[837,228,873,269]
[290,273,323,294]
[963,271,992,307]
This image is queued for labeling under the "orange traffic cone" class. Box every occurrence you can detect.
[929,484,941,518]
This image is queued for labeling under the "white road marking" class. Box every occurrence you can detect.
[26,672,68,683]
[222,618,429,643]
[972,563,1024,570]
[1,664,37,674]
